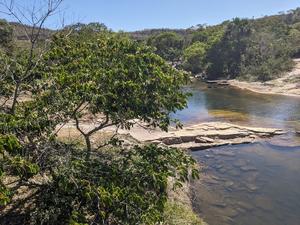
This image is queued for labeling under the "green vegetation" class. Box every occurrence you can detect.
[147,31,184,62]
[142,8,300,81]
[163,202,207,225]
[0,3,199,224]
[182,25,224,75]
[2,2,300,224]
[0,19,13,53]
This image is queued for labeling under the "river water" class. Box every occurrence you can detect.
[174,81,300,225]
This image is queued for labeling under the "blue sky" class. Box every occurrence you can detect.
[2,0,300,31]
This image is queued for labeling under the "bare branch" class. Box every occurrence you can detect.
[86,114,115,136]
[52,101,89,138]
[0,0,65,113]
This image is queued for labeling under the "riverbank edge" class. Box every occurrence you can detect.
[203,58,300,97]
[227,79,300,98]
[166,177,208,225]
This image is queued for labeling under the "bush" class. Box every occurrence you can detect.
[30,145,199,225]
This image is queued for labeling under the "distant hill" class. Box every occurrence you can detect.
[127,8,300,81]
[1,7,300,81]
[129,28,190,40]
[9,22,55,41]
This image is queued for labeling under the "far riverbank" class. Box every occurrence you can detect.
[227,59,300,97]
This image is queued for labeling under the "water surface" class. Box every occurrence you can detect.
[175,81,300,225]
[192,143,300,225]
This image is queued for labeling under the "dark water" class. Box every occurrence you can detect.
[174,81,300,225]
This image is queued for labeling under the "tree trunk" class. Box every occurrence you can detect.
[10,82,20,114]
[84,135,92,160]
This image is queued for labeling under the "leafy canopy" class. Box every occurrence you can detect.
[38,32,189,133]
[0,29,198,225]
[147,32,183,62]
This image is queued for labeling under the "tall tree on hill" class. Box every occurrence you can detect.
[206,18,252,79]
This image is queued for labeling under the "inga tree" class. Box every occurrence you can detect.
[0,23,198,224]
[37,32,190,157]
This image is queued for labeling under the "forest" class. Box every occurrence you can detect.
[136,8,300,81]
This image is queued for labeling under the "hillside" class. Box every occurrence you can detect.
[9,22,54,41]
[129,8,300,81]
[1,7,300,82]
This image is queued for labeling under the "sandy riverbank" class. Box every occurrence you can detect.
[228,59,300,97]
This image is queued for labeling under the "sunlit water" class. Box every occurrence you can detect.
[174,81,300,225]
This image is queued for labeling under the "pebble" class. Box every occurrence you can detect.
[240,166,257,172]
[215,164,224,169]
[205,154,214,158]
[227,169,240,176]
[245,183,259,192]
[218,168,227,174]
[236,201,254,211]
[225,181,234,188]
[223,207,239,218]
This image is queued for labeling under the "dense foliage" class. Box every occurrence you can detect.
[31,145,198,225]
[0,20,198,225]
[147,32,184,62]
[144,8,300,81]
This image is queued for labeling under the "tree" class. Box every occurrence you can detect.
[289,22,300,57]
[0,0,63,114]
[37,32,189,157]
[30,144,198,225]
[240,31,293,81]
[147,32,183,62]
[190,24,225,47]
[182,25,225,75]
[63,22,109,41]
[0,19,13,53]
[206,18,253,79]
[0,25,198,225]
[183,42,207,74]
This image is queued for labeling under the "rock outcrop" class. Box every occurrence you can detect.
[146,122,285,151]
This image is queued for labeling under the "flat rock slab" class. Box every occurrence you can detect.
[137,122,285,151]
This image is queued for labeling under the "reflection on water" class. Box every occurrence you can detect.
[174,81,300,132]
[173,81,300,225]
[191,143,300,225]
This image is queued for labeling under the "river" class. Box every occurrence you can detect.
[174,81,300,225]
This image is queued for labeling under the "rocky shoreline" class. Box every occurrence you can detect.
[58,121,286,152]
[122,122,285,151]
